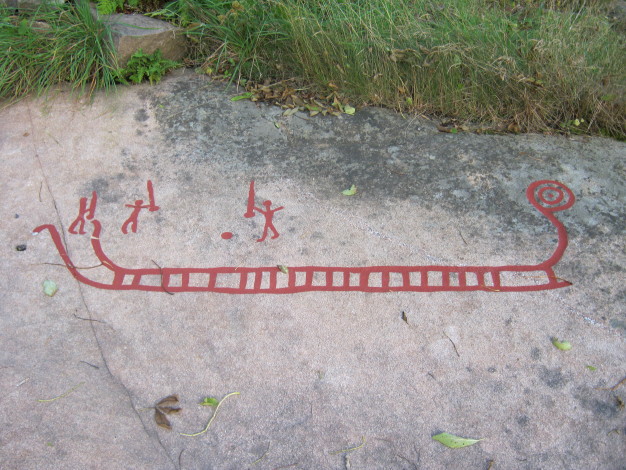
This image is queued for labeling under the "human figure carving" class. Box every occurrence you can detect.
[69,191,97,234]
[121,180,159,234]
[254,200,284,242]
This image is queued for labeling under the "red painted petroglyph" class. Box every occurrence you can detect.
[34,180,574,294]
[242,180,284,241]
[68,191,97,235]
[121,180,160,234]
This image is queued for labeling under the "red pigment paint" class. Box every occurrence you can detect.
[68,191,97,235]
[34,180,575,294]
[221,232,233,240]
[242,180,284,241]
[121,180,160,234]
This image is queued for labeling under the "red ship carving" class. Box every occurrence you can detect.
[33,180,574,294]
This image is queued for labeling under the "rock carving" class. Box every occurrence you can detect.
[34,180,575,294]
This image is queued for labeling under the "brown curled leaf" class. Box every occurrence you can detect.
[155,409,172,430]
[437,125,459,134]
[159,406,182,415]
[157,394,179,407]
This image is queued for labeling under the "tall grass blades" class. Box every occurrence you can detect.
[163,0,623,137]
[149,0,289,81]
[3,0,623,136]
[277,0,624,136]
[0,0,119,101]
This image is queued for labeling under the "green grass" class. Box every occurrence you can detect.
[0,0,119,102]
[2,0,624,137]
[154,0,625,138]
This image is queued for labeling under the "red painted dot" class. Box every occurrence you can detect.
[221,232,233,240]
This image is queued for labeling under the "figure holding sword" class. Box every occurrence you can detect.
[244,180,284,242]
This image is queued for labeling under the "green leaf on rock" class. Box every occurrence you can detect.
[43,280,58,297]
[343,105,356,115]
[342,184,357,196]
[231,92,254,102]
[432,432,483,448]
[551,338,572,351]
[200,397,219,407]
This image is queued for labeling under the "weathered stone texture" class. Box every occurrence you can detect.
[95,9,187,67]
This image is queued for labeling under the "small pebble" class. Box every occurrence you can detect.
[16,244,27,251]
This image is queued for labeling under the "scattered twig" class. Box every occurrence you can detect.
[372,436,394,445]
[16,378,30,387]
[40,262,103,270]
[458,230,468,245]
[180,392,240,437]
[178,449,185,469]
[37,381,85,402]
[100,259,115,270]
[519,274,572,285]
[609,376,626,391]
[329,436,366,455]
[38,181,43,202]
[73,313,105,323]
[151,260,174,295]
[487,459,495,470]
[597,375,626,391]
[44,130,61,146]
[484,287,502,292]
[234,260,245,272]
[80,360,99,369]
[396,454,418,470]
[250,442,271,466]
[443,332,460,357]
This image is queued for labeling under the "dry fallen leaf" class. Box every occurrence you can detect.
[507,122,521,133]
[159,406,182,415]
[156,395,179,408]
[155,408,172,430]
[154,395,181,430]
